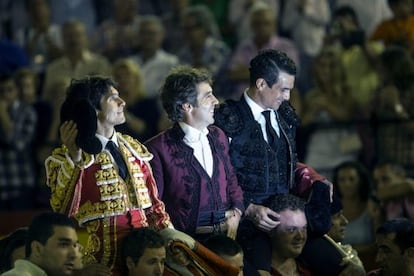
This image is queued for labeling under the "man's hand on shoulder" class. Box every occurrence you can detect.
[245,203,280,232]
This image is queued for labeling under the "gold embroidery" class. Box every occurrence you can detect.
[120,134,153,159]
[83,253,97,265]
[99,184,123,199]
[86,219,100,233]
[86,233,100,254]
[53,137,154,225]
[95,167,119,185]
[102,217,111,267]
[46,146,81,214]
[96,152,112,165]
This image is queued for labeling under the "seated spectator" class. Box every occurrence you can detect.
[281,0,331,93]
[370,0,414,53]
[129,15,179,100]
[14,0,63,77]
[204,234,244,275]
[48,0,97,38]
[373,161,414,224]
[301,46,360,180]
[228,0,280,46]
[0,212,111,276]
[178,5,230,79]
[113,58,161,141]
[367,218,414,275]
[226,1,299,100]
[324,5,385,168]
[265,194,310,275]
[14,68,53,203]
[0,74,37,210]
[326,5,383,112]
[0,228,28,273]
[161,0,190,55]
[42,20,110,102]
[121,228,166,276]
[333,161,377,252]
[371,46,414,177]
[93,0,141,61]
[335,0,392,37]
[14,68,52,148]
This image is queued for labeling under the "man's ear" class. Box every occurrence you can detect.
[181,103,192,112]
[255,78,266,90]
[31,240,43,258]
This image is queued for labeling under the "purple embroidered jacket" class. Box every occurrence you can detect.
[145,124,244,235]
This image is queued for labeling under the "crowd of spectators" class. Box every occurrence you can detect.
[1,0,414,274]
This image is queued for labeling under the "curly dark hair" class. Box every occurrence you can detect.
[161,65,212,122]
[332,160,373,201]
[266,193,305,213]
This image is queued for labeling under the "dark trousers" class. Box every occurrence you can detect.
[237,219,271,274]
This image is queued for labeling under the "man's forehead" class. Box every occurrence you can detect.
[102,86,118,97]
[196,82,212,92]
[279,209,306,226]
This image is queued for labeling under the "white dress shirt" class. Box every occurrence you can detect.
[244,92,280,143]
[96,132,119,148]
[179,122,213,177]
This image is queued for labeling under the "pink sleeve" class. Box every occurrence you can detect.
[294,162,326,197]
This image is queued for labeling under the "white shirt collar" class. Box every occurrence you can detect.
[244,90,268,120]
[179,122,209,143]
[244,90,280,136]
[96,131,119,149]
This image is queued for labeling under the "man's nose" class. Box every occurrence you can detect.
[283,91,290,101]
[118,97,126,106]
[212,95,219,105]
[155,263,164,275]
[340,214,349,225]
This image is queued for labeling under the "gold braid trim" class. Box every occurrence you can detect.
[102,217,112,267]
[83,220,100,265]
[118,133,153,161]
[46,146,85,214]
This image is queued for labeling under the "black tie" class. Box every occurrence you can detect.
[262,110,278,148]
[106,141,128,180]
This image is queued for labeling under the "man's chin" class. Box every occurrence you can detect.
[273,103,282,111]
[118,117,126,125]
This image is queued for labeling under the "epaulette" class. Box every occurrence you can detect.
[279,101,301,128]
[118,133,153,161]
[51,146,68,156]
[215,100,245,137]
